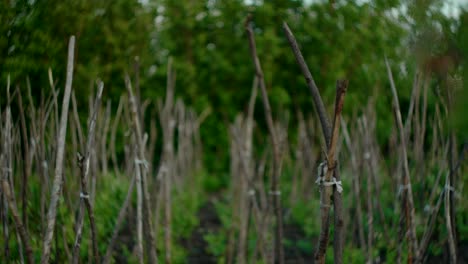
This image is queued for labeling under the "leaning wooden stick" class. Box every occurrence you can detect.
[41,35,75,264]
[245,15,285,264]
[71,81,103,264]
[414,137,463,262]
[385,57,419,262]
[125,74,158,264]
[282,23,330,144]
[314,80,347,264]
[1,92,34,264]
[283,22,347,263]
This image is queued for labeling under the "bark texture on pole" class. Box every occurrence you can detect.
[245,15,285,264]
[386,58,419,262]
[1,100,34,264]
[283,22,347,263]
[41,35,75,264]
[72,82,103,264]
[314,80,347,263]
[126,75,158,264]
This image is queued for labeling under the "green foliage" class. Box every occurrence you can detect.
[155,170,207,263]
[203,197,231,259]
[1,0,467,262]
[1,0,464,173]
[204,232,227,261]
[343,246,366,263]
[290,199,320,238]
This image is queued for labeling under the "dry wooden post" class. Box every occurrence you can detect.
[282,23,330,143]
[125,75,158,264]
[1,86,34,264]
[416,140,449,264]
[314,81,347,263]
[283,22,347,263]
[228,77,257,264]
[71,81,103,264]
[385,58,419,262]
[245,15,285,264]
[41,36,75,264]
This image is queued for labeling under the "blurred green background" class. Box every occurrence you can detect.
[1,0,466,173]
[1,1,468,263]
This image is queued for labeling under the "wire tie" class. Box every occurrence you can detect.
[135,158,149,169]
[269,190,281,196]
[397,184,411,196]
[316,176,343,193]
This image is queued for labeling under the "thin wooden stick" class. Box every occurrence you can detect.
[283,22,331,145]
[230,78,258,263]
[71,81,103,264]
[1,92,34,264]
[385,57,419,262]
[417,181,445,263]
[419,143,465,263]
[245,15,285,264]
[41,36,76,264]
[125,74,158,264]
[283,22,347,263]
[314,80,347,263]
